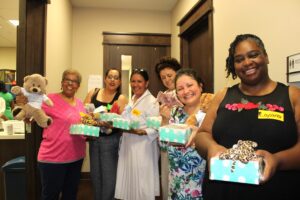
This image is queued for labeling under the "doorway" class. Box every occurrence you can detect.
[103,32,171,97]
[178,0,214,93]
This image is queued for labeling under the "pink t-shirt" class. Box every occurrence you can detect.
[38,93,86,163]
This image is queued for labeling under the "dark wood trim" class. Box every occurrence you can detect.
[178,0,213,36]
[103,32,171,46]
[178,0,214,93]
[18,0,48,199]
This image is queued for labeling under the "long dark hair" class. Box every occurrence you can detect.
[0,81,7,93]
[105,68,122,93]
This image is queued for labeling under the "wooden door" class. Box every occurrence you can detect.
[178,0,214,93]
[103,32,171,97]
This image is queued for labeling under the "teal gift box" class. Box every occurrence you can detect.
[70,124,100,137]
[158,124,191,144]
[112,118,140,130]
[209,157,264,185]
[146,116,162,129]
[99,113,121,121]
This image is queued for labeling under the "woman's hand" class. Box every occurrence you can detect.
[256,149,279,184]
[160,104,171,124]
[98,121,113,129]
[205,143,227,172]
[15,94,28,106]
[185,126,199,148]
[127,128,147,136]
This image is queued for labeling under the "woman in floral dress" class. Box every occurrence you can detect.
[161,68,207,200]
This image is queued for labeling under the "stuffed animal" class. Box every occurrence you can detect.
[11,74,53,128]
[185,93,214,126]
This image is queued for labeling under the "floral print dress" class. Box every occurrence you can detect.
[166,107,206,200]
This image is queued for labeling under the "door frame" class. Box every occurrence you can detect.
[178,0,214,92]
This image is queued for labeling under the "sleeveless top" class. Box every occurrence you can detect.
[91,88,121,137]
[203,82,300,200]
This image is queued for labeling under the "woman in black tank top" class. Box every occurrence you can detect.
[194,34,300,200]
[84,68,128,200]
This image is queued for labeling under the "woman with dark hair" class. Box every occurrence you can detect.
[84,68,127,200]
[195,34,300,199]
[0,81,14,120]
[115,68,160,200]
[155,56,181,200]
[161,68,207,199]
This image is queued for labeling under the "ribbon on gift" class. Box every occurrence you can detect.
[219,140,258,172]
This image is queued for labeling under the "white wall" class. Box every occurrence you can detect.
[171,0,300,92]
[213,0,300,91]
[170,0,198,60]
[45,0,73,93]
[0,47,16,70]
[71,7,171,100]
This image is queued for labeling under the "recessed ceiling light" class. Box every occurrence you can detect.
[9,20,19,27]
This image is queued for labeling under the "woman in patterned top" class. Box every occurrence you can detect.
[161,68,207,200]
[195,34,300,199]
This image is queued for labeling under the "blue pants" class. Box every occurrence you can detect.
[38,159,83,200]
[89,133,121,200]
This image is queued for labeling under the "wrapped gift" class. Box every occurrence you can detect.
[112,118,140,130]
[99,113,121,122]
[209,157,264,185]
[70,124,100,137]
[158,124,191,144]
[146,116,162,129]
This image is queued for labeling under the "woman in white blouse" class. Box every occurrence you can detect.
[115,68,160,200]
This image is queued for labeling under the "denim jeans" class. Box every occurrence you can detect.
[89,133,121,200]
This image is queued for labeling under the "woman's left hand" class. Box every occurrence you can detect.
[128,128,147,136]
[256,149,279,184]
[185,126,199,148]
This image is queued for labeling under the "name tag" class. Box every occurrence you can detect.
[258,110,284,122]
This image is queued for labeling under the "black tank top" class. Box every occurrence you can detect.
[91,88,121,136]
[203,82,300,200]
[213,82,297,151]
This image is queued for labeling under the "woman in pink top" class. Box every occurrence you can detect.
[38,69,86,200]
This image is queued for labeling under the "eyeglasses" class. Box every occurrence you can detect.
[107,75,120,80]
[132,68,146,72]
[63,78,79,85]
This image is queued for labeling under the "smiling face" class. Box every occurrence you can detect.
[176,74,202,106]
[159,67,177,90]
[104,69,121,91]
[130,73,148,99]
[61,73,80,98]
[233,39,269,86]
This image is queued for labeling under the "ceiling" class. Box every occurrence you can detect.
[0,0,177,48]
[71,0,177,11]
[0,0,18,47]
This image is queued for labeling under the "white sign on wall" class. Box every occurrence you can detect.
[88,75,102,92]
[287,53,300,83]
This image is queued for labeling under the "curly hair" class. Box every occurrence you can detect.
[226,34,267,79]
[155,56,181,77]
